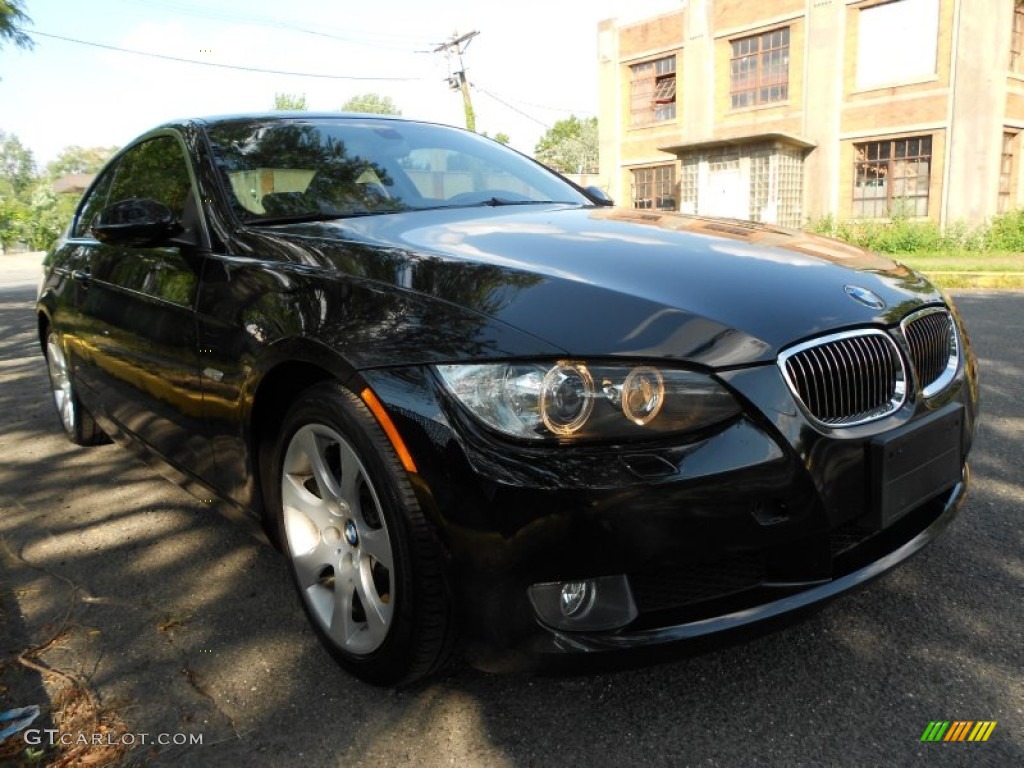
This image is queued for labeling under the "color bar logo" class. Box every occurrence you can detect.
[920,721,997,742]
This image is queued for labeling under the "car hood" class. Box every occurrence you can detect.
[257,206,941,367]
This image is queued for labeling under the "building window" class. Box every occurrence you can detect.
[999,131,1016,213]
[1012,2,1024,71]
[853,136,932,218]
[730,27,790,109]
[632,165,676,210]
[630,56,676,126]
[856,0,939,90]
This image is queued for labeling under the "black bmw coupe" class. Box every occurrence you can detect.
[36,114,978,685]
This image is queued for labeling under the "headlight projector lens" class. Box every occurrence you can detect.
[540,363,595,435]
[622,366,665,425]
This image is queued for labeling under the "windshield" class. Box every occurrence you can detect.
[203,117,590,223]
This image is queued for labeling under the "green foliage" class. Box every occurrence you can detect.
[25,180,75,251]
[0,0,33,51]
[984,208,1024,251]
[0,190,29,247]
[340,93,402,115]
[534,116,598,174]
[46,145,118,176]
[808,209,1024,255]
[273,92,308,111]
[0,129,35,194]
[481,131,511,145]
[0,131,117,251]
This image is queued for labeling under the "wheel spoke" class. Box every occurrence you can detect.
[337,441,363,506]
[61,395,74,430]
[356,557,391,646]
[299,429,341,501]
[281,472,332,534]
[359,527,393,572]
[291,537,338,591]
[328,562,359,646]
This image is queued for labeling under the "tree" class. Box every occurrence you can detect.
[534,116,598,175]
[0,130,35,195]
[46,145,119,177]
[25,179,76,251]
[0,191,29,248]
[481,131,511,145]
[340,93,401,116]
[273,92,308,111]
[0,0,33,51]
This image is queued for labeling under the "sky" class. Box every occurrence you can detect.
[0,0,682,169]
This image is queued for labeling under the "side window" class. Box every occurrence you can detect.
[73,167,116,238]
[107,136,193,220]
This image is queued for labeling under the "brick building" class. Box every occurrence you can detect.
[597,0,1024,228]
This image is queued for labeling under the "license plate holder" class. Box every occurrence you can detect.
[869,404,964,529]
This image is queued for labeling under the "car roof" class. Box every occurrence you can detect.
[185,112,415,127]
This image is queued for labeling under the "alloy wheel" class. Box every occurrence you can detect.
[280,423,395,654]
[46,334,76,435]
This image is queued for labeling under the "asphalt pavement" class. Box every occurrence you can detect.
[0,254,1021,766]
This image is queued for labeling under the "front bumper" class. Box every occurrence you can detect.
[356,341,977,660]
[530,469,967,655]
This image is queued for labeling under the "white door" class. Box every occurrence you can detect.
[700,167,749,220]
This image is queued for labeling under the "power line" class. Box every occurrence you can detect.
[30,30,426,81]
[482,89,594,117]
[473,85,553,130]
[475,85,597,168]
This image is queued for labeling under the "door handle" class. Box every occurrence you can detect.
[71,269,91,285]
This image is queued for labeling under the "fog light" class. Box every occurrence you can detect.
[528,574,638,632]
[560,581,593,617]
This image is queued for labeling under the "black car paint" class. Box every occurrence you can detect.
[37,115,978,663]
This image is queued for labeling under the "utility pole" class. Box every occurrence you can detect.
[434,30,479,132]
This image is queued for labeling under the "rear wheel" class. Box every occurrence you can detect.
[44,330,107,446]
[269,381,454,686]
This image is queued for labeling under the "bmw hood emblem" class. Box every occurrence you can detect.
[844,285,886,310]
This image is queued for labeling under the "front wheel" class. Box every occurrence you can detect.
[268,381,455,686]
[44,330,107,446]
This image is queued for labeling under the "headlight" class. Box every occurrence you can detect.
[435,361,740,441]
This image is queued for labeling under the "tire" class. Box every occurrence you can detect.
[268,381,455,686]
[44,329,108,446]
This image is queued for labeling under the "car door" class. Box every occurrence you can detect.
[50,166,117,407]
[75,134,215,477]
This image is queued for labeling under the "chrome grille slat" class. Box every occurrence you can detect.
[901,308,959,399]
[779,330,906,427]
[859,335,879,414]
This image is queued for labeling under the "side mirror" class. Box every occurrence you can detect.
[584,185,614,207]
[92,198,183,247]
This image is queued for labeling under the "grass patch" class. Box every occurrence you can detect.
[913,273,1024,290]
[891,252,1024,271]
[892,254,1024,289]
[807,213,1024,289]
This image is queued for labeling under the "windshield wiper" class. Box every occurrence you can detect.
[418,198,580,211]
[485,198,579,206]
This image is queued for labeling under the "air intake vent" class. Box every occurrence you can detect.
[779,330,906,426]
[901,308,959,398]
